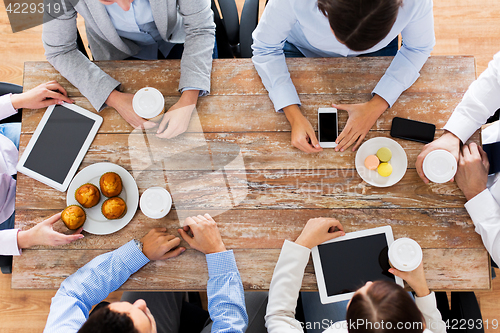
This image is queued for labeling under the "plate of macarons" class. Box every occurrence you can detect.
[355,137,407,187]
[64,162,139,235]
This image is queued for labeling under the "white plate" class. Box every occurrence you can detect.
[67,162,139,235]
[355,137,407,187]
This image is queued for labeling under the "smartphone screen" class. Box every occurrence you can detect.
[319,112,338,143]
[390,117,435,144]
[482,142,500,175]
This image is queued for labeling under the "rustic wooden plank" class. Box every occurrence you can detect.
[19,92,467,134]
[12,248,490,291]
[15,208,481,251]
[22,57,475,99]
[15,168,469,211]
[16,130,480,174]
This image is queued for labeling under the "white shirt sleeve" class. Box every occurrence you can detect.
[265,240,311,333]
[0,229,21,256]
[444,51,500,143]
[372,0,435,107]
[415,292,446,333]
[0,94,18,121]
[464,189,500,265]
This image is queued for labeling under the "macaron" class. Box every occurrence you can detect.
[377,147,392,162]
[364,155,380,170]
[377,163,393,177]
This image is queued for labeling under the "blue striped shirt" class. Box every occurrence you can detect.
[43,240,248,332]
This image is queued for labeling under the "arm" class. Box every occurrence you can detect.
[43,240,150,333]
[415,293,447,333]
[443,51,500,143]
[265,240,310,333]
[206,251,248,333]
[335,0,435,151]
[178,214,248,333]
[42,0,120,111]
[266,218,345,333]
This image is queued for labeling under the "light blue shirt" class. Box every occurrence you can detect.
[251,0,435,112]
[104,0,204,94]
[43,240,248,332]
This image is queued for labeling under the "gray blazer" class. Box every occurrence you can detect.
[42,0,215,111]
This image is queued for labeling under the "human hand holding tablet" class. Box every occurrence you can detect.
[295,217,345,249]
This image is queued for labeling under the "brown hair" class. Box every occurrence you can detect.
[316,0,402,51]
[346,281,425,333]
[78,305,139,333]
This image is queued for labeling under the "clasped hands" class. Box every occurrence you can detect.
[105,89,199,139]
[284,95,388,153]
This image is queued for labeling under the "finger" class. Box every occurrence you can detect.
[191,215,203,223]
[152,227,167,234]
[415,151,430,184]
[329,230,345,239]
[72,227,84,235]
[204,213,215,222]
[45,90,73,104]
[462,144,472,159]
[352,133,367,151]
[296,137,317,153]
[307,128,322,151]
[163,234,176,242]
[331,103,346,111]
[338,132,359,152]
[478,145,490,169]
[157,113,172,134]
[46,81,70,97]
[162,237,181,252]
[159,246,186,260]
[39,99,65,108]
[143,121,157,130]
[184,217,197,226]
[388,267,407,280]
[60,233,85,244]
[331,219,344,231]
[178,228,194,245]
[468,142,480,156]
[196,215,208,222]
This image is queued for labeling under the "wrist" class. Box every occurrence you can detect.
[295,236,314,249]
[442,130,461,144]
[369,94,389,114]
[206,244,227,254]
[17,229,34,249]
[464,187,487,201]
[10,94,23,110]
[179,90,199,105]
[105,90,121,109]
[414,287,431,298]
[283,105,303,126]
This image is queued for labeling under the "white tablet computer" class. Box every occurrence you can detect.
[17,103,103,192]
[311,226,404,304]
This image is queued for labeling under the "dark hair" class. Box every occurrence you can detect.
[316,0,402,51]
[78,305,139,333]
[346,281,425,333]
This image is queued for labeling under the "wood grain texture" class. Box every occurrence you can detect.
[11,248,490,291]
[14,56,489,291]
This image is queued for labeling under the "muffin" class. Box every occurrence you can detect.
[61,205,86,230]
[101,197,127,220]
[100,172,123,197]
[75,183,101,208]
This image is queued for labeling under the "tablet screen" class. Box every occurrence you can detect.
[317,233,393,296]
[23,105,96,184]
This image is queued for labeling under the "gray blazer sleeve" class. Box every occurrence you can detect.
[178,0,215,93]
[42,1,120,111]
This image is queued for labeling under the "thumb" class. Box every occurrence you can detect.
[143,121,157,130]
[388,267,407,280]
[158,113,172,133]
[160,246,186,260]
[332,103,346,111]
[44,212,62,226]
[307,128,321,149]
[178,228,193,245]
[61,233,85,244]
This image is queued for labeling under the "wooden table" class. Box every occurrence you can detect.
[13,57,491,291]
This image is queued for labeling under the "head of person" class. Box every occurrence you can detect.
[78,299,157,333]
[99,0,134,11]
[316,0,403,51]
[346,281,425,333]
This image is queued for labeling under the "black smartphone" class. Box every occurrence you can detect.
[390,117,436,144]
[482,142,500,175]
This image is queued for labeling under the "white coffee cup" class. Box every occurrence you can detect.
[140,187,172,219]
[388,237,423,272]
[132,87,165,119]
[422,149,457,183]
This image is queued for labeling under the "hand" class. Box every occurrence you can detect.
[178,214,227,254]
[389,262,430,297]
[10,80,73,109]
[156,90,198,139]
[334,95,388,152]
[295,217,345,249]
[16,212,84,249]
[106,90,157,129]
[140,228,185,261]
[455,142,489,201]
[284,105,323,153]
[416,131,461,183]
